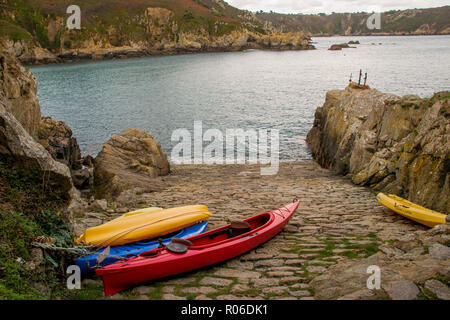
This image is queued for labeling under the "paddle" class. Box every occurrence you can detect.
[96,246,111,265]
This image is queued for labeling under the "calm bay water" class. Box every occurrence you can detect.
[31,35,450,161]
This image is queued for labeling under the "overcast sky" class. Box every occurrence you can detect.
[226,0,450,14]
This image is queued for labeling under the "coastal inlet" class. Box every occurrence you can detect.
[31,35,450,161]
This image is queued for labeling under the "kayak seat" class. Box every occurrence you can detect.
[171,238,193,247]
[204,221,252,240]
[228,221,251,238]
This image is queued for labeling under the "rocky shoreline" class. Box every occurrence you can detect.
[10,38,315,66]
[307,83,449,215]
[19,45,316,66]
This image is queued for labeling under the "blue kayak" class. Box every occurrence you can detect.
[75,221,209,276]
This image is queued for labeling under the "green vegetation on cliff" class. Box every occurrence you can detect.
[255,6,450,35]
[0,20,31,41]
[2,1,448,57]
[0,0,268,50]
[0,157,73,299]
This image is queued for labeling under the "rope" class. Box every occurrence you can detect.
[31,242,96,256]
[32,242,139,270]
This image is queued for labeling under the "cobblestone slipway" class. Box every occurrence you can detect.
[74,162,449,300]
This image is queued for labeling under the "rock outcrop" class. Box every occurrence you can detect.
[38,117,93,190]
[94,129,170,200]
[0,44,77,212]
[328,43,352,50]
[0,42,41,137]
[306,84,450,214]
[0,96,73,200]
[38,117,82,170]
[1,39,59,65]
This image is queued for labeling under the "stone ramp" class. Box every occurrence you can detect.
[75,162,448,300]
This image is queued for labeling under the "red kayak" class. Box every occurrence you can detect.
[96,201,300,296]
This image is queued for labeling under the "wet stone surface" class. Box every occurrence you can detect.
[75,162,448,300]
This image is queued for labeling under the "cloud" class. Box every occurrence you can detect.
[225,0,450,14]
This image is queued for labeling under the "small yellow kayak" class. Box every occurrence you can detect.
[377,193,448,228]
[76,205,213,247]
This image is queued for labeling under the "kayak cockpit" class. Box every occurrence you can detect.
[133,213,272,259]
[186,212,272,248]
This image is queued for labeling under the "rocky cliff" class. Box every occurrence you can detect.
[0,44,75,202]
[306,84,450,214]
[0,40,41,137]
[0,1,313,64]
[256,6,450,36]
[0,44,84,299]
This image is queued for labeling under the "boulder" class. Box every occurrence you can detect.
[72,168,93,190]
[94,128,170,200]
[328,43,352,50]
[306,85,450,214]
[329,44,343,50]
[82,155,95,168]
[38,117,82,170]
[38,117,95,190]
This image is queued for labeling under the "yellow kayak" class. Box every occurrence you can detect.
[76,205,213,247]
[377,193,448,228]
